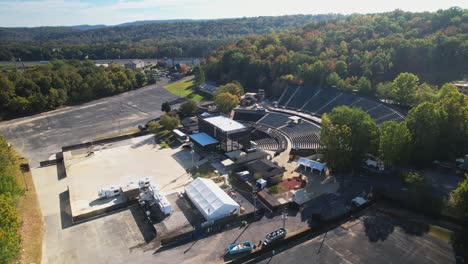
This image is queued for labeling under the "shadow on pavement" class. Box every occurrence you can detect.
[130,205,157,243]
[59,190,73,229]
[362,212,427,242]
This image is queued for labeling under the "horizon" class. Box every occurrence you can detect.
[0,0,466,28]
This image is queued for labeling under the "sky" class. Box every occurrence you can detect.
[0,0,466,27]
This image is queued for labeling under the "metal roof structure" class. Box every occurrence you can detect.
[297,157,326,174]
[189,132,219,146]
[203,115,247,133]
[185,178,240,221]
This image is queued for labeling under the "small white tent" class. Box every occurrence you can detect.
[185,178,240,221]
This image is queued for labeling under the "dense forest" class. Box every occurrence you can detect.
[0,60,152,119]
[204,7,468,96]
[0,15,340,61]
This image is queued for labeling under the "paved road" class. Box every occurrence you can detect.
[0,78,180,166]
[256,210,455,264]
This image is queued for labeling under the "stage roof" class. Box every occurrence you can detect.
[203,115,247,132]
[189,132,219,146]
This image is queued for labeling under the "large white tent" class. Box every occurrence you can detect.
[185,178,240,221]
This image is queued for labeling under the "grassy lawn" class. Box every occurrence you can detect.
[428,225,453,243]
[16,156,43,264]
[164,78,211,102]
[191,162,218,178]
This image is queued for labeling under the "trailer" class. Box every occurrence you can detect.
[227,241,252,254]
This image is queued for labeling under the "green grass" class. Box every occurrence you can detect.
[164,78,210,102]
[191,162,217,178]
[428,225,453,243]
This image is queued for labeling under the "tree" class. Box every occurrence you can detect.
[135,71,146,87]
[436,84,468,158]
[406,102,447,165]
[451,177,468,218]
[392,72,419,106]
[321,106,379,172]
[320,114,353,171]
[214,92,239,113]
[160,114,180,131]
[355,76,372,95]
[376,82,394,101]
[215,82,244,99]
[146,72,156,84]
[179,100,197,117]
[193,65,205,85]
[146,121,161,133]
[379,121,411,167]
[161,101,171,113]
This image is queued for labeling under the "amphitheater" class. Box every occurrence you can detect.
[234,86,406,154]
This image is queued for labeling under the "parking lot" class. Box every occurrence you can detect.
[0,79,180,166]
[257,209,455,264]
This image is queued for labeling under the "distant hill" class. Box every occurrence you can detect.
[71,24,107,30]
[70,19,195,30]
[0,14,341,60]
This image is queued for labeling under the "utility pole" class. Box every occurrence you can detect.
[252,185,258,219]
[282,206,288,229]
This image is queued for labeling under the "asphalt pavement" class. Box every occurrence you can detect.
[0,78,180,166]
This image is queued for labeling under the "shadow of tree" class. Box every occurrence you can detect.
[363,214,395,242]
[363,212,428,242]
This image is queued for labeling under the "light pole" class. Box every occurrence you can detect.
[282,208,288,229]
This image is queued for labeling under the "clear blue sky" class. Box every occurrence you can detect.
[0,0,466,27]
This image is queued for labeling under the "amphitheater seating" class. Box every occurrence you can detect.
[278,86,299,107]
[278,86,405,123]
[251,130,279,151]
[233,109,266,122]
[316,93,360,115]
[280,121,321,150]
[285,86,320,109]
[302,89,340,113]
[257,113,290,128]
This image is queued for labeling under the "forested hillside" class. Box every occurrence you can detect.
[204,7,468,97]
[0,60,152,119]
[0,14,339,61]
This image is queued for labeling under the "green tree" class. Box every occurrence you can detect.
[214,92,240,113]
[320,114,353,170]
[179,100,197,117]
[146,72,156,84]
[376,82,394,101]
[160,114,180,131]
[135,71,146,87]
[161,101,171,113]
[379,121,411,167]
[355,76,372,95]
[215,82,244,99]
[436,84,468,158]
[406,102,447,165]
[451,176,468,218]
[321,106,379,171]
[193,65,205,86]
[146,121,161,133]
[392,72,419,106]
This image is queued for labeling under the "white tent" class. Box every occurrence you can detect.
[185,178,240,221]
[297,157,326,174]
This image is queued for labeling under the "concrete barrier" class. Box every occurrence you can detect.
[61,131,149,152]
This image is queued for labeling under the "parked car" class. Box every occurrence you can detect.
[227,241,252,254]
